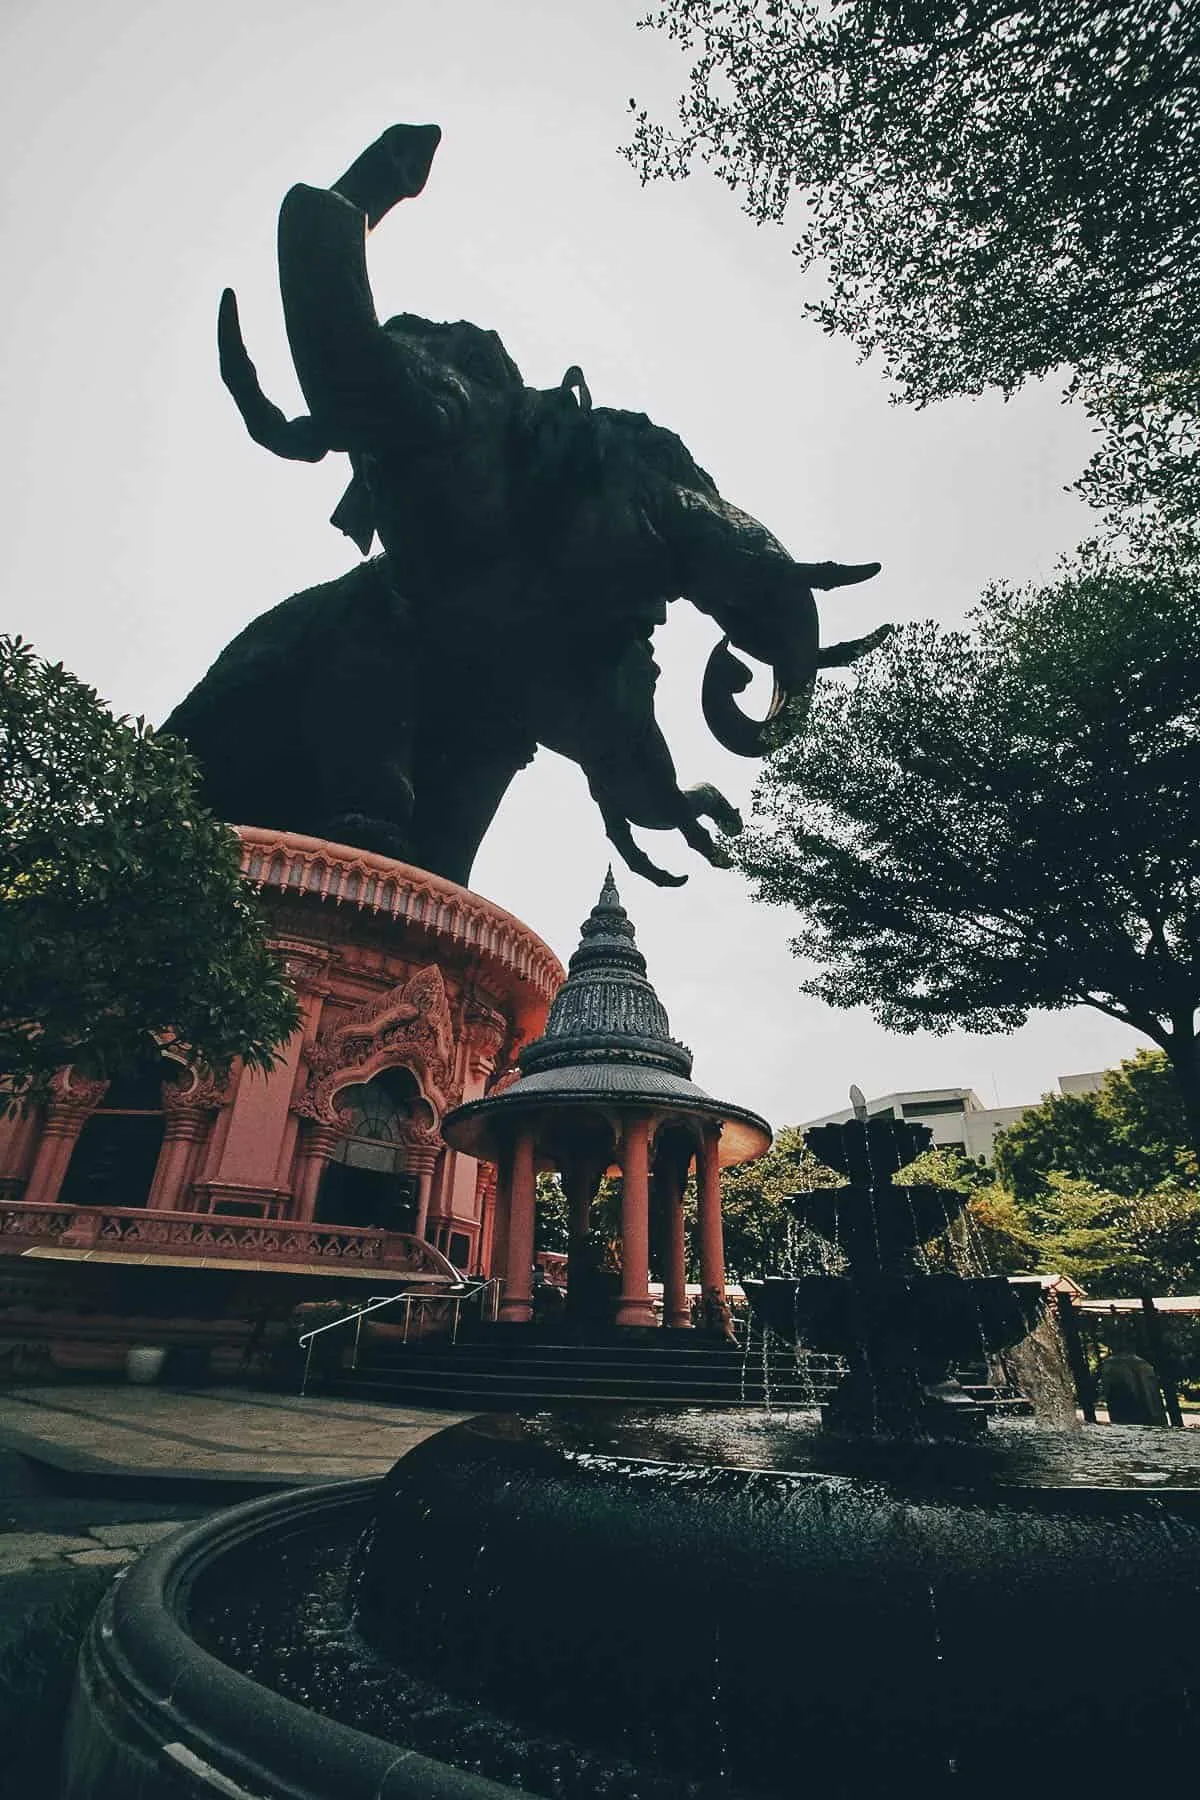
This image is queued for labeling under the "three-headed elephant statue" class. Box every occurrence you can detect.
[164,124,889,887]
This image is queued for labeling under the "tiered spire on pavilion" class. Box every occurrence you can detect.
[443,872,771,1329]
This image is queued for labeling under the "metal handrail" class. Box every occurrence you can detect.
[298,1276,501,1394]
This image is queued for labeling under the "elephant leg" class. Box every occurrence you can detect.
[685,782,743,837]
[407,713,535,888]
[596,803,688,889]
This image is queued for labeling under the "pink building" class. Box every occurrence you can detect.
[0,829,562,1370]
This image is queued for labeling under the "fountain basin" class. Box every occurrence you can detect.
[60,1478,510,1800]
[743,1272,1044,1365]
[63,1411,1200,1799]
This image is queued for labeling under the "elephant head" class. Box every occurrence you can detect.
[212,123,891,886]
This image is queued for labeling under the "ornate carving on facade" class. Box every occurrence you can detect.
[47,1068,110,1109]
[161,1065,229,1115]
[271,937,333,992]
[237,826,563,1005]
[463,1001,509,1079]
[43,1068,110,1135]
[297,963,459,1125]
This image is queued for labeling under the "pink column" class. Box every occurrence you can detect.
[697,1122,727,1303]
[292,1124,341,1222]
[659,1151,692,1330]
[407,1144,439,1240]
[497,1125,537,1323]
[478,1165,499,1278]
[23,1093,100,1207]
[615,1115,655,1328]
[147,1110,210,1210]
[0,1104,40,1197]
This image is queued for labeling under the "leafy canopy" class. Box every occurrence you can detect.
[628,1,1200,404]
[0,636,300,1093]
[735,547,1200,1128]
[628,3,1200,532]
[994,1052,1197,1200]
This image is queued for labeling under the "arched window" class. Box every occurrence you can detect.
[317,1067,420,1231]
[59,1059,175,1210]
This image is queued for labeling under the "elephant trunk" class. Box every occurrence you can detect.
[276,126,443,453]
[701,638,808,758]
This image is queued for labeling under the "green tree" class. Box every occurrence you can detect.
[999,1172,1200,1297]
[627,4,1200,531]
[735,547,1200,1149]
[718,1127,840,1279]
[628,1,1199,404]
[994,1052,1195,1200]
[0,637,300,1095]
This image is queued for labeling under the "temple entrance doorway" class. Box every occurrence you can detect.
[317,1068,421,1232]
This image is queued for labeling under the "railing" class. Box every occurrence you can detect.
[298,1277,502,1395]
[0,1199,456,1277]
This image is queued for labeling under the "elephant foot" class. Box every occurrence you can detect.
[602,811,688,888]
[680,817,735,870]
[687,782,743,837]
[333,124,443,228]
[795,560,881,590]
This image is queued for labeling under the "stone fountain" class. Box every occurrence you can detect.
[742,1106,1043,1437]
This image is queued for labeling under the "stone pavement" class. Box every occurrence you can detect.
[0,1383,467,1488]
[0,1384,468,1580]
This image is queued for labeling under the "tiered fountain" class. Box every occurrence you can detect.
[742,1105,1044,1437]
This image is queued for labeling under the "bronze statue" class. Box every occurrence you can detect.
[166,124,888,886]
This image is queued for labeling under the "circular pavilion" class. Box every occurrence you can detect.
[442,871,771,1329]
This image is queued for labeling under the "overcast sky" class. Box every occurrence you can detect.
[0,0,1147,1126]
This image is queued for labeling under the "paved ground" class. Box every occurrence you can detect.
[0,1384,467,1578]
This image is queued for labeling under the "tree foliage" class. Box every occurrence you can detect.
[627,1,1200,404]
[735,546,1200,1143]
[994,1052,1196,1200]
[718,1127,840,1279]
[0,637,300,1094]
[999,1172,1200,1297]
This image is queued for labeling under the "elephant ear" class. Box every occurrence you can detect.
[702,637,805,758]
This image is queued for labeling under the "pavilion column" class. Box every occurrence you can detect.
[292,1124,341,1222]
[562,1151,603,1304]
[659,1150,692,1330]
[147,1109,211,1210]
[697,1122,727,1303]
[497,1125,537,1323]
[477,1164,499,1277]
[615,1115,655,1328]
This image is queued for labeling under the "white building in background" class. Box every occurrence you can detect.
[801,1072,1106,1165]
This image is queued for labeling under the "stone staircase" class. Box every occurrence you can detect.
[323,1331,1035,1415]
[326,1330,835,1411]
